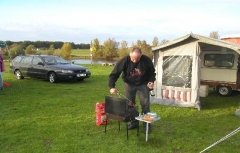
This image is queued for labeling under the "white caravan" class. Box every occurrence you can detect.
[151,33,240,110]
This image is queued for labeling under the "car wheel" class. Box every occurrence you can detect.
[15,70,24,79]
[49,72,57,83]
[216,86,232,96]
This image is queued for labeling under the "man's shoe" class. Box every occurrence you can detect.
[143,122,151,134]
[127,120,139,130]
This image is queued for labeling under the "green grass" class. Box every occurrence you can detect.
[71,49,90,56]
[1,62,240,153]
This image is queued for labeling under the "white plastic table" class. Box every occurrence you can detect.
[135,115,161,141]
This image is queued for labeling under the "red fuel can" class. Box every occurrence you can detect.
[95,102,110,126]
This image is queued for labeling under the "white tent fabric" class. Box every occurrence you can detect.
[151,41,201,110]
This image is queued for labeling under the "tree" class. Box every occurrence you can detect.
[25,45,36,54]
[102,38,117,59]
[50,44,54,50]
[5,40,14,47]
[2,40,96,50]
[61,43,72,59]
[160,39,169,45]
[20,41,32,50]
[209,31,219,39]
[140,40,152,59]
[118,40,129,58]
[47,44,55,55]
[131,40,153,59]
[54,41,64,49]
[92,38,102,59]
[152,37,159,47]
[8,44,25,59]
[136,40,142,48]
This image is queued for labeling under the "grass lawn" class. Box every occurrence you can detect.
[71,49,90,56]
[0,62,240,153]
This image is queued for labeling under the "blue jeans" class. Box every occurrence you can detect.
[0,72,3,89]
[124,83,150,114]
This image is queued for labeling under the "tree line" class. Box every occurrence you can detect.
[1,37,161,60]
[1,31,219,60]
[5,40,90,50]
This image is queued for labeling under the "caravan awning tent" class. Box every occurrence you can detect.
[151,33,240,110]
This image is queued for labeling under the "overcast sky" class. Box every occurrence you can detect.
[0,0,240,45]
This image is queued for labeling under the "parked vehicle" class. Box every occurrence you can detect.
[200,49,239,96]
[9,55,91,83]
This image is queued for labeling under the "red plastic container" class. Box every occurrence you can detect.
[95,102,110,126]
[3,82,10,87]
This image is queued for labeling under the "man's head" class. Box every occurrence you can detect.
[129,47,142,63]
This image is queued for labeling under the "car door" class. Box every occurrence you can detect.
[30,56,47,79]
[19,56,33,77]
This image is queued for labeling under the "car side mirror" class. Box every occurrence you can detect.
[38,62,44,66]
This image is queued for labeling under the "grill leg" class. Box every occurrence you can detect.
[118,121,120,131]
[104,117,108,133]
[137,121,139,136]
[126,122,129,140]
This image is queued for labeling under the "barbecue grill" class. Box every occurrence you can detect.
[104,95,139,140]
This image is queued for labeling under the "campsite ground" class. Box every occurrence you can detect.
[0,62,239,153]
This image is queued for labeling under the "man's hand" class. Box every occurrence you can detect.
[110,88,118,94]
[147,82,154,89]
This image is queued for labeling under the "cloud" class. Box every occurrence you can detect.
[0,0,240,44]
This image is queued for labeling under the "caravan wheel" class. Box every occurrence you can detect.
[216,86,232,96]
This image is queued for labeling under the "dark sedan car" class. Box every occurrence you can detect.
[9,55,91,83]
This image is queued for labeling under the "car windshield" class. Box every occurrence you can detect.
[42,56,70,65]
[55,57,70,64]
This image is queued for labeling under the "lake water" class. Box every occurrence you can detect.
[72,59,117,64]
